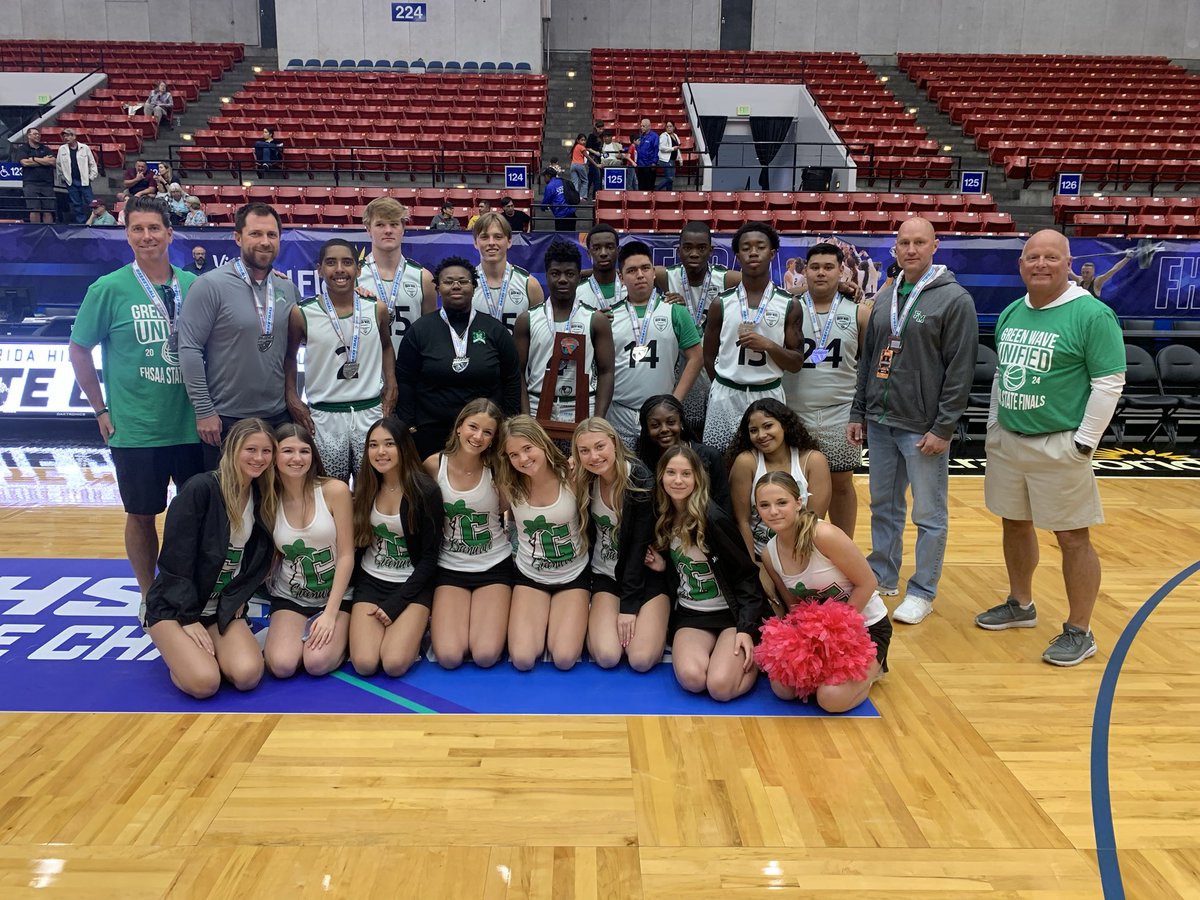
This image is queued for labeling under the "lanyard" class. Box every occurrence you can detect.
[131,262,181,333]
[802,292,841,350]
[439,306,476,361]
[737,282,776,328]
[678,265,713,328]
[624,290,661,348]
[588,274,621,312]
[233,259,275,339]
[891,264,944,337]
[320,290,361,364]
[544,294,581,333]
[477,264,512,319]
[366,253,405,318]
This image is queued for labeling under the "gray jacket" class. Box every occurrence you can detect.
[851,267,978,440]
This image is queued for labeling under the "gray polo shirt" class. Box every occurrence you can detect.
[178,261,300,420]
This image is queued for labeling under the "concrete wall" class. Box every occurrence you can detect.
[275,0,543,69]
[548,0,1200,57]
[0,0,260,44]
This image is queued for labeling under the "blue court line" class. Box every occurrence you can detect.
[331,671,439,714]
[1091,558,1200,900]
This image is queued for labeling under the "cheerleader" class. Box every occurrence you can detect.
[263,424,354,678]
[495,415,590,671]
[571,417,668,671]
[144,418,277,698]
[755,471,890,712]
[645,445,769,701]
[423,398,514,669]
[348,417,444,676]
[635,393,731,513]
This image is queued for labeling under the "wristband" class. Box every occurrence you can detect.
[95,407,109,418]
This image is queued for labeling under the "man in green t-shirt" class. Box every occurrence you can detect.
[975,230,1126,666]
[69,196,203,599]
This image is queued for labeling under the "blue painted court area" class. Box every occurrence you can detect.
[0,558,878,718]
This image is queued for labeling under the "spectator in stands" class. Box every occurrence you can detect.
[540,166,576,233]
[569,133,590,201]
[586,120,605,197]
[499,196,531,233]
[86,198,116,226]
[976,229,1125,667]
[55,128,99,224]
[14,127,56,224]
[467,200,491,230]
[68,195,204,600]
[254,127,283,178]
[183,245,210,276]
[848,217,978,627]
[115,191,129,225]
[153,162,177,196]
[143,81,173,127]
[428,202,461,231]
[160,183,189,226]
[184,196,208,227]
[600,130,624,168]
[633,118,659,192]
[1069,256,1132,299]
[656,121,679,191]
[124,160,157,198]
[178,202,302,469]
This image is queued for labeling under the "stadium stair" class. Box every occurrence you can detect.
[543,50,593,181]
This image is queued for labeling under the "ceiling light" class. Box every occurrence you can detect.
[252,66,263,73]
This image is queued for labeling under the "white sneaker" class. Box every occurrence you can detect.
[879,587,899,598]
[893,594,934,625]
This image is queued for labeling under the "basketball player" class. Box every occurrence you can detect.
[576,224,625,315]
[357,197,436,358]
[472,211,544,334]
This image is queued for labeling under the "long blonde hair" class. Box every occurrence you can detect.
[755,470,818,567]
[495,415,570,506]
[217,418,278,531]
[442,398,504,472]
[653,444,710,555]
[570,417,639,551]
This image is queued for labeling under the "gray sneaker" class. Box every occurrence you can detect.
[1042,624,1097,667]
[975,597,1038,630]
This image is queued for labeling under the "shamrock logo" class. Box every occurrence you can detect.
[472,330,487,344]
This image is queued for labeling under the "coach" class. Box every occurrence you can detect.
[975,230,1125,667]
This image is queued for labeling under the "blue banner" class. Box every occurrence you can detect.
[1,224,1198,320]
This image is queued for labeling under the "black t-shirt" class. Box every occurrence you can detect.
[15,142,55,184]
[504,210,531,232]
[68,149,82,185]
[586,131,603,153]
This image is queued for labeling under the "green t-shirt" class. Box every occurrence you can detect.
[70,264,200,448]
[994,292,1125,435]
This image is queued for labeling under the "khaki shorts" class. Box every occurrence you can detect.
[984,426,1103,532]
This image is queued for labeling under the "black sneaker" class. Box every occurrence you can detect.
[1042,623,1097,667]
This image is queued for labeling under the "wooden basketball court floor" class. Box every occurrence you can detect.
[1,473,1197,899]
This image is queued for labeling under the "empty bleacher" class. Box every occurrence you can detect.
[1053,195,1200,238]
[174,70,546,181]
[899,54,1200,190]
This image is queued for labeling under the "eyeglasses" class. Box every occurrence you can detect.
[439,278,473,288]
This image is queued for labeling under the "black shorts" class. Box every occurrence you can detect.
[669,605,737,637]
[350,569,433,611]
[590,571,618,596]
[435,557,514,591]
[267,594,351,617]
[23,180,55,211]
[197,607,247,630]
[868,614,893,673]
[111,443,205,515]
[512,565,591,595]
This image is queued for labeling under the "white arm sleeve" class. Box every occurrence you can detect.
[987,373,999,429]
[1074,372,1125,448]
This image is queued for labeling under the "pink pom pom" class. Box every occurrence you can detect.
[754,601,878,696]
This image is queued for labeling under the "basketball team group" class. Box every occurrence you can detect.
[68,192,1126,705]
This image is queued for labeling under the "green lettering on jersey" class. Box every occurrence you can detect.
[281,538,336,595]
[670,546,718,602]
[211,546,245,596]
[372,522,411,570]
[444,499,492,555]
[523,514,577,570]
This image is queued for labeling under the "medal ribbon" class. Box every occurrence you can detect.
[544,293,582,333]
[233,259,275,338]
[737,282,776,328]
[589,275,622,312]
[131,262,181,334]
[366,253,406,318]
[679,265,713,328]
[623,289,661,348]
[802,292,841,351]
[320,289,361,364]
[890,264,945,338]
[477,264,512,320]
[439,306,476,360]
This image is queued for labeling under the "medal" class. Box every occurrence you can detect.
[452,357,470,373]
[631,345,649,361]
[131,262,182,355]
[623,289,661,366]
[320,287,361,378]
[890,264,944,341]
[341,361,359,379]
[477,264,512,320]
[440,304,476,375]
[737,282,776,328]
[679,265,713,328]
[234,259,276,351]
[809,347,829,365]
[366,253,405,322]
[802,292,841,367]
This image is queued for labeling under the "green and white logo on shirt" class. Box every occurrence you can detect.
[371,523,411,571]
[670,547,718,603]
[523,515,577,570]
[444,499,493,555]
[211,546,244,597]
[281,538,335,600]
[593,513,619,563]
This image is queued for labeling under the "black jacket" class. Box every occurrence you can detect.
[359,478,445,620]
[662,502,769,639]
[587,460,659,615]
[144,473,274,633]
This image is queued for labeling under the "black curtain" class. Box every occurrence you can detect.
[697,115,728,165]
[749,115,792,190]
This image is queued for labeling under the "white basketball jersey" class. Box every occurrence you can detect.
[473,264,532,334]
[786,296,861,420]
[713,285,791,385]
[666,264,727,332]
[576,277,625,313]
[609,295,680,407]
[527,302,597,422]
[357,258,426,357]
[298,296,384,405]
